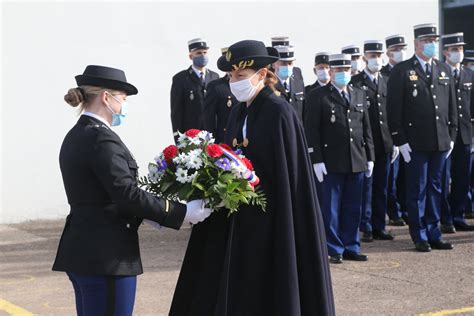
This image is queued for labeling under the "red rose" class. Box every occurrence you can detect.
[163,145,178,161]
[206,144,224,158]
[185,129,201,138]
[242,157,254,171]
[219,143,233,151]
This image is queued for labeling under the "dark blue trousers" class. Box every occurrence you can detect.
[320,172,364,256]
[387,157,408,220]
[441,141,471,225]
[405,151,447,243]
[361,153,391,232]
[67,272,137,316]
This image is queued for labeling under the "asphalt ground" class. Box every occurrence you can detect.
[0,218,473,316]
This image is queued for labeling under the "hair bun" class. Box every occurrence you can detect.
[64,88,84,107]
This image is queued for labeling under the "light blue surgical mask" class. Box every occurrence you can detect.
[334,71,351,88]
[106,92,128,126]
[277,66,293,80]
[423,42,438,59]
[193,55,209,68]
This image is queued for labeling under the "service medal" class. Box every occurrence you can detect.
[227,97,232,107]
[189,91,194,101]
[413,89,418,97]
[330,114,336,123]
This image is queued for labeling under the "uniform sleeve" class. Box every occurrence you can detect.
[91,134,186,229]
[170,76,184,137]
[363,103,376,162]
[387,66,408,145]
[448,66,458,141]
[304,90,323,164]
[202,82,218,135]
[471,71,474,138]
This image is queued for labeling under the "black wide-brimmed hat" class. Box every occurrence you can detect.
[75,65,138,95]
[217,40,279,72]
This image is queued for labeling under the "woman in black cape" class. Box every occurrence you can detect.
[170,40,335,316]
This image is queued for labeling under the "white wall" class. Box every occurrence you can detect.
[1,1,438,223]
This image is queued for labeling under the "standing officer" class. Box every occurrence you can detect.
[440,33,474,232]
[383,35,410,226]
[305,54,375,264]
[464,49,474,219]
[342,45,365,76]
[387,23,457,252]
[352,40,398,242]
[271,36,304,81]
[273,45,306,121]
[202,47,238,143]
[170,38,219,139]
[306,52,331,94]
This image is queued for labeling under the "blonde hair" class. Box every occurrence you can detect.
[64,85,120,112]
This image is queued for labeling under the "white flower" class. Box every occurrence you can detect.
[173,152,188,165]
[148,164,158,174]
[189,137,202,146]
[188,148,203,158]
[154,154,164,163]
[176,167,190,184]
[186,155,203,170]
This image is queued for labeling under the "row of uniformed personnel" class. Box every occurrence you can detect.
[169,25,474,264]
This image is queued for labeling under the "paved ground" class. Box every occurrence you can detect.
[0,219,473,316]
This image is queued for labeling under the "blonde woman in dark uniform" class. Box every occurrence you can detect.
[53,65,211,315]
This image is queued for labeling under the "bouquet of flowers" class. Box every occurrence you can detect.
[139,129,267,215]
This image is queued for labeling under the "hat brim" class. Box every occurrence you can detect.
[416,34,440,39]
[387,43,408,49]
[444,42,467,48]
[75,75,138,96]
[217,47,280,72]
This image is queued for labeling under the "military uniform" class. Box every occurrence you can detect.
[439,33,474,230]
[305,54,374,259]
[387,24,457,248]
[306,52,330,95]
[202,75,238,143]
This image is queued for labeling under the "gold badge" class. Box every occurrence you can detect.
[226,50,232,62]
[409,75,418,81]
[232,59,255,71]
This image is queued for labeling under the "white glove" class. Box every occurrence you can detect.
[184,199,212,224]
[399,143,412,163]
[391,146,400,164]
[446,141,454,159]
[365,161,374,178]
[313,163,327,183]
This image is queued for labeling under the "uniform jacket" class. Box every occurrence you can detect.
[351,71,393,154]
[387,55,457,151]
[53,115,186,276]
[304,83,375,173]
[170,66,219,135]
[452,66,473,145]
[202,76,238,143]
[275,75,306,122]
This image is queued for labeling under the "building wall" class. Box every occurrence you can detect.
[1,1,438,223]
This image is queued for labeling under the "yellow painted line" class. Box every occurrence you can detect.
[0,298,34,315]
[417,306,474,316]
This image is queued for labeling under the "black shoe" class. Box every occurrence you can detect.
[329,254,343,264]
[441,224,456,234]
[388,218,405,226]
[343,251,368,261]
[429,240,453,250]
[373,230,395,240]
[454,222,474,231]
[361,232,374,242]
[415,241,431,252]
[465,213,474,219]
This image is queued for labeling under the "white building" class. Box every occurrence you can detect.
[1,0,438,223]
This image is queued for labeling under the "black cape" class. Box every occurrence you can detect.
[169,87,335,316]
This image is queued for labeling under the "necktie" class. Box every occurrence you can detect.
[284,81,289,93]
[199,72,205,88]
[341,90,350,107]
[454,69,459,85]
[373,77,377,86]
[425,63,431,77]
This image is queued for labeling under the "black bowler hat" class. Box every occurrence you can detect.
[441,32,466,48]
[217,40,279,72]
[414,23,439,39]
[315,52,330,65]
[75,65,138,95]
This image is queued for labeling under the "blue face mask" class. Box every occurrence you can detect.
[193,55,209,68]
[277,66,293,80]
[334,70,351,88]
[106,93,128,126]
[422,42,438,59]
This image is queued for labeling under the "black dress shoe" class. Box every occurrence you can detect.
[465,213,474,219]
[429,240,453,250]
[415,241,431,252]
[361,232,374,242]
[454,222,474,231]
[329,254,343,264]
[388,218,405,226]
[373,230,395,240]
[441,224,456,234]
[343,252,368,261]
